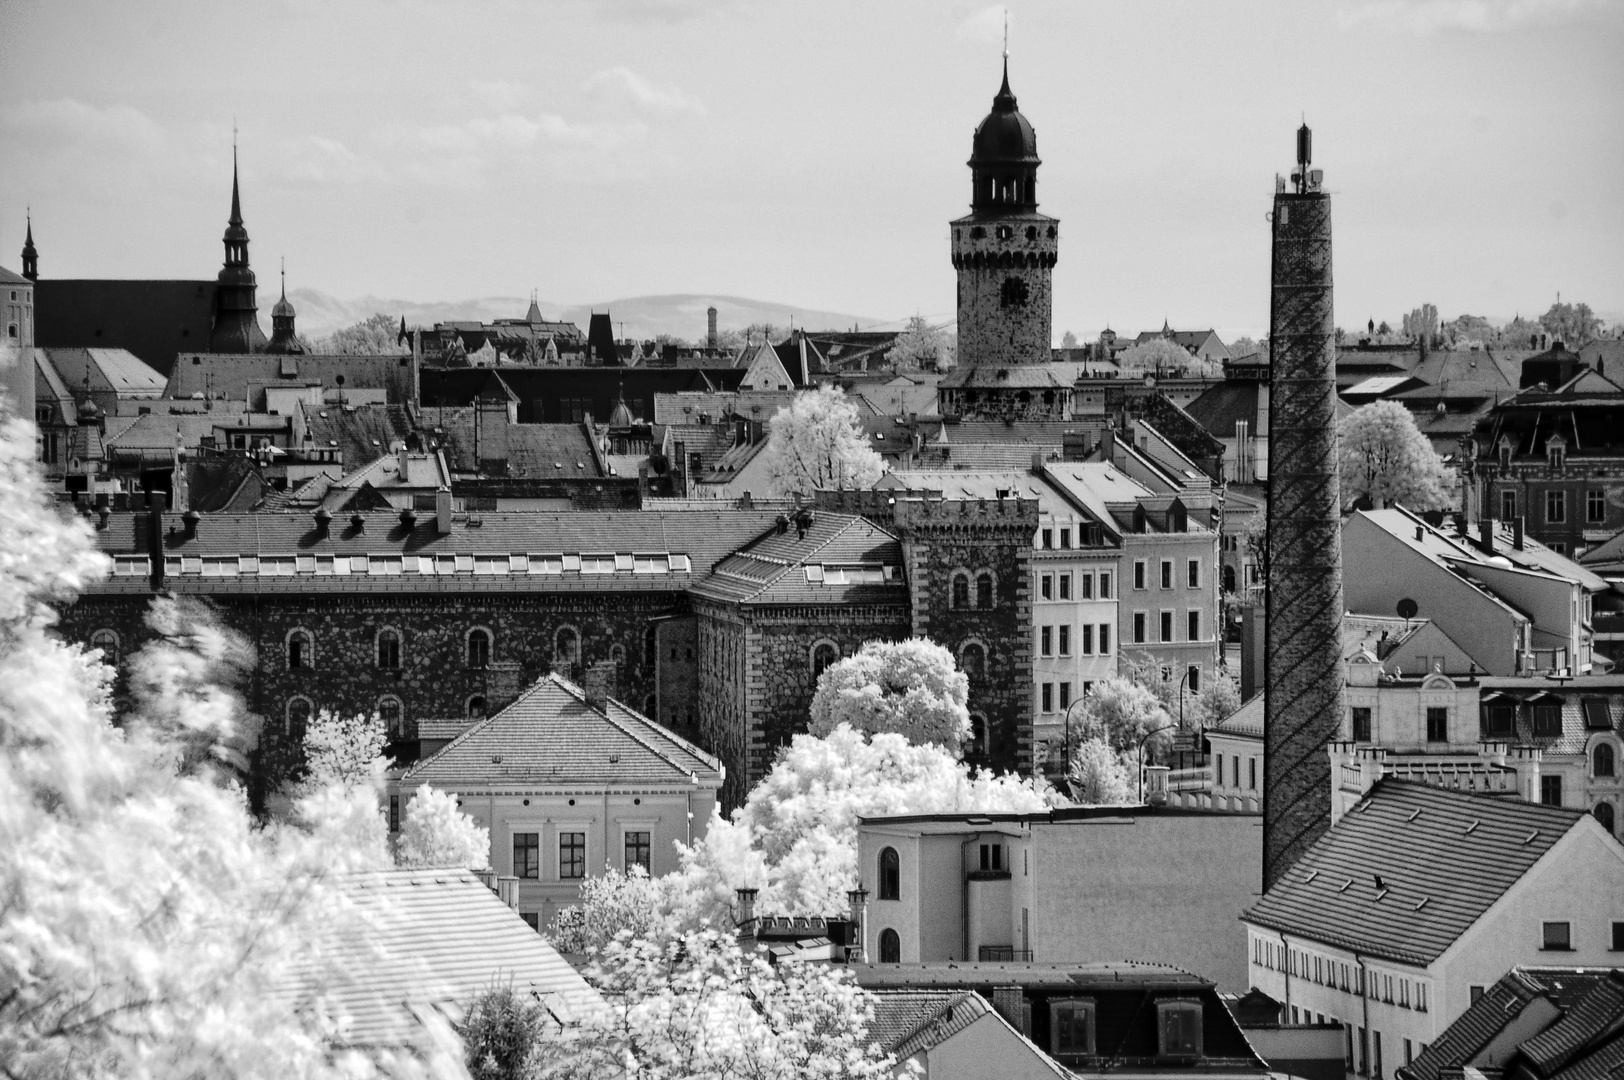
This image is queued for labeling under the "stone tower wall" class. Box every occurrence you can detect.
[952,216,1058,367]
[894,497,1038,776]
[1262,190,1347,890]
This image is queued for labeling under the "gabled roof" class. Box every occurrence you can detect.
[403,673,722,789]
[167,351,414,406]
[39,347,168,398]
[299,401,414,471]
[281,867,601,1050]
[1212,694,1264,740]
[1242,779,1590,966]
[689,512,907,606]
[429,411,603,478]
[1184,380,1262,436]
[866,990,1073,1077]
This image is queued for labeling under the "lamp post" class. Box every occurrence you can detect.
[1061,696,1089,775]
[1137,723,1178,803]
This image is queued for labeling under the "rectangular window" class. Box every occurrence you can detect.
[1502,490,1517,520]
[1059,573,1071,600]
[1542,921,1572,950]
[1041,573,1053,600]
[1078,573,1093,599]
[1470,986,1484,1005]
[1052,1000,1096,1056]
[521,912,540,931]
[1041,626,1053,657]
[1584,698,1612,729]
[1248,758,1257,790]
[1588,490,1606,523]
[389,795,400,833]
[1187,559,1200,588]
[1160,610,1173,643]
[1404,1040,1413,1066]
[1160,560,1173,589]
[1134,561,1146,590]
[1532,703,1562,737]
[1081,624,1094,655]
[1547,490,1566,524]
[1099,624,1111,654]
[559,832,586,879]
[1158,1001,1203,1057]
[1352,707,1372,742]
[1541,775,1563,806]
[1059,625,1071,656]
[1426,707,1449,743]
[1042,682,1054,713]
[1099,571,1112,598]
[1133,613,1147,644]
[625,830,651,872]
[1359,1027,1369,1076]
[1042,528,1053,549]
[514,832,539,879]
[1187,610,1200,641]
[1374,1031,1384,1080]
[1483,703,1516,738]
[1612,922,1624,951]
[1059,682,1071,711]
[1059,527,1071,549]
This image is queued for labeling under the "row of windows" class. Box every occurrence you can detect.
[1252,939,1430,1012]
[1038,623,1112,658]
[513,830,652,880]
[158,551,693,578]
[1048,997,1204,1059]
[283,695,414,740]
[1038,571,1113,601]
[1132,559,1203,591]
[283,626,601,671]
[950,571,999,609]
[1039,681,1094,713]
[1501,489,1610,525]
[1216,754,1258,791]
[1129,610,1204,644]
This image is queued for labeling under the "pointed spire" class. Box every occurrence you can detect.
[21,207,38,281]
[279,257,286,300]
[229,134,243,227]
[995,10,1016,109]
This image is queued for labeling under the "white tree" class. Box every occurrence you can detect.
[762,386,884,498]
[396,785,491,870]
[302,709,388,792]
[1118,337,1208,376]
[547,865,671,955]
[1061,330,1078,349]
[807,638,970,752]
[665,724,1058,922]
[1338,399,1454,510]
[884,316,956,372]
[1072,675,1174,756]
[0,415,423,1077]
[310,312,405,355]
[1067,737,1136,806]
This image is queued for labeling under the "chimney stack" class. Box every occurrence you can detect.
[734,887,759,940]
[182,509,199,539]
[1479,518,1494,555]
[582,660,616,711]
[707,306,718,350]
[313,507,331,538]
[1513,516,1524,550]
[846,887,868,963]
[435,486,453,535]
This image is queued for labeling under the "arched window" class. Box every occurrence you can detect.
[969,713,987,759]
[1596,743,1617,779]
[879,928,901,964]
[812,640,840,680]
[976,572,994,609]
[555,626,580,667]
[609,643,626,666]
[467,695,487,719]
[1597,802,1617,835]
[960,642,985,680]
[286,697,312,741]
[90,628,119,667]
[952,573,970,609]
[879,847,900,901]
[377,696,404,740]
[287,629,312,671]
[377,628,401,670]
[467,628,491,670]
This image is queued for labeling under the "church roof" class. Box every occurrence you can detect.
[970,63,1039,164]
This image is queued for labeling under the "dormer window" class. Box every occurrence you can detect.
[1498,438,1513,468]
[1547,436,1566,469]
[1050,998,1096,1057]
[1156,999,1204,1058]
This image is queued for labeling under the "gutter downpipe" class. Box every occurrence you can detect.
[961,832,981,962]
[1357,950,1372,1077]
[1281,932,1292,1020]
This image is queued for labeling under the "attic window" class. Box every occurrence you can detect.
[804,565,825,583]
[580,553,617,574]
[528,554,564,575]
[1582,698,1612,729]
[473,555,509,575]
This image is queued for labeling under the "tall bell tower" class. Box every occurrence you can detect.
[939,61,1067,420]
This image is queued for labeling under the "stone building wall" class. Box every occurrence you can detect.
[895,497,1038,776]
[951,214,1058,368]
[694,601,750,807]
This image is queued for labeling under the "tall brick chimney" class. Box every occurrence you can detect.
[582,660,616,711]
[707,305,718,350]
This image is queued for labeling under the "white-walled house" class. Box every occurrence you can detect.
[1241,779,1624,1080]
[397,670,723,930]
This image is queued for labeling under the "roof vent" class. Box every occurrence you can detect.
[491,755,502,764]
[313,508,332,537]
[350,513,365,532]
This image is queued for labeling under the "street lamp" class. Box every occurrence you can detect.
[1061,696,1090,774]
[1137,723,1178,803]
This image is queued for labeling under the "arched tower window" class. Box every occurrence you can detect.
[376,628,401,670]
[644,624,659,667]
[1595,743,1616,779]
[90,629,120,667]
[287,629,312,671]
[969,713,988,759]
[609,643,626,666]
[1596,802,1616,835]
[952,573,971,609]
[467,695,488,719]
[879,847,900,901]
[976,572,995,609]
[286,697,312,741]
[467,628,491,670]
[879,928,901,964]
[960,642,986,680]
[377,696,404,740]
[555,626,580,667]
[812,640,840,680]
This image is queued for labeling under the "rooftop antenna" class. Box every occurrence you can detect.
[1003,9,1009,61]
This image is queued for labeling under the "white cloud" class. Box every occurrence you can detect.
[587,0,752,24]
[468,80,534,113]
[1335,0,1605,33]
[585,67,704,115]
[3,98,165,152]
[957,4,1010,43]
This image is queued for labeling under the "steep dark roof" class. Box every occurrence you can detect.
[420,366,745,424]
[403,673,722,789]
[1242,779,1588,966]
[689,512,907,606]
[427,411,602,478]
[1184,380,1262,437]
[299,402,414,470]
[34,280,220,375]
[166,351,414,406]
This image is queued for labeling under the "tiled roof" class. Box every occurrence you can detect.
[651,390,796,425]
[427,411,603,478]
[1184,381,1263,436]
[865,989,1075,1073]
[689,512,907,606]
[34,279,221,376]
[40,347,168,397]
[940,364,1073,389]
[0,265,29,285]
[166,351,414,405]
[1213,694,1264,739]
[403,673,721,789]
[1241,779,1587,966]
[281,867,601,1050]
[1401,968,1623,1080]
[300,402,414,471]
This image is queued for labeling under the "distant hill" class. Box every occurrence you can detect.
[287,289,898,342]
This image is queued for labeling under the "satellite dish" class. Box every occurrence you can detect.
[1396,598,1419,621]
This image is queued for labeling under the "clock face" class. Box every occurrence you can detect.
[999,276,1030,309]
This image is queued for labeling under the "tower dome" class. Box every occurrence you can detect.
[967,62,1041,216]
[263,264,306,355]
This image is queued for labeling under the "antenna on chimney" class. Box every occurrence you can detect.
[1294,121,1312,194]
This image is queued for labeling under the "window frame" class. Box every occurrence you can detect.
[1546,489,1566,524]
[558,831,587,880]
[514,832,540,879]
[1187,559,1200,588]
[376,627,403,670]
[624,829,652,872]
[1541,921,1572,951]
[1160,560,1173,590]
[1050,998,1097,1057]
[286,627,313,671]
[878,847,900,901]
[1588,489,1607,523]
[1156,999,1204,1058]
[466,626,492,670]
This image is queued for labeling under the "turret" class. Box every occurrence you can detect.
[21,212,38,281]
[210,146,265,353]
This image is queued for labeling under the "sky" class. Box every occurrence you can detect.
[1,0,1621,342]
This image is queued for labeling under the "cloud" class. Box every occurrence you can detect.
[468,80,534,113]
[586,0,752,24]
[1335,0,1606,33]
[957,4,1010,43]
[585,67,704,115]
[3,98,165,152]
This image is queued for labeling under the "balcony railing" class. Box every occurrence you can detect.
[979,946,1033,962]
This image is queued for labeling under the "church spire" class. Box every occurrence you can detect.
[21,209,37,281]
[212,137,264,353]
